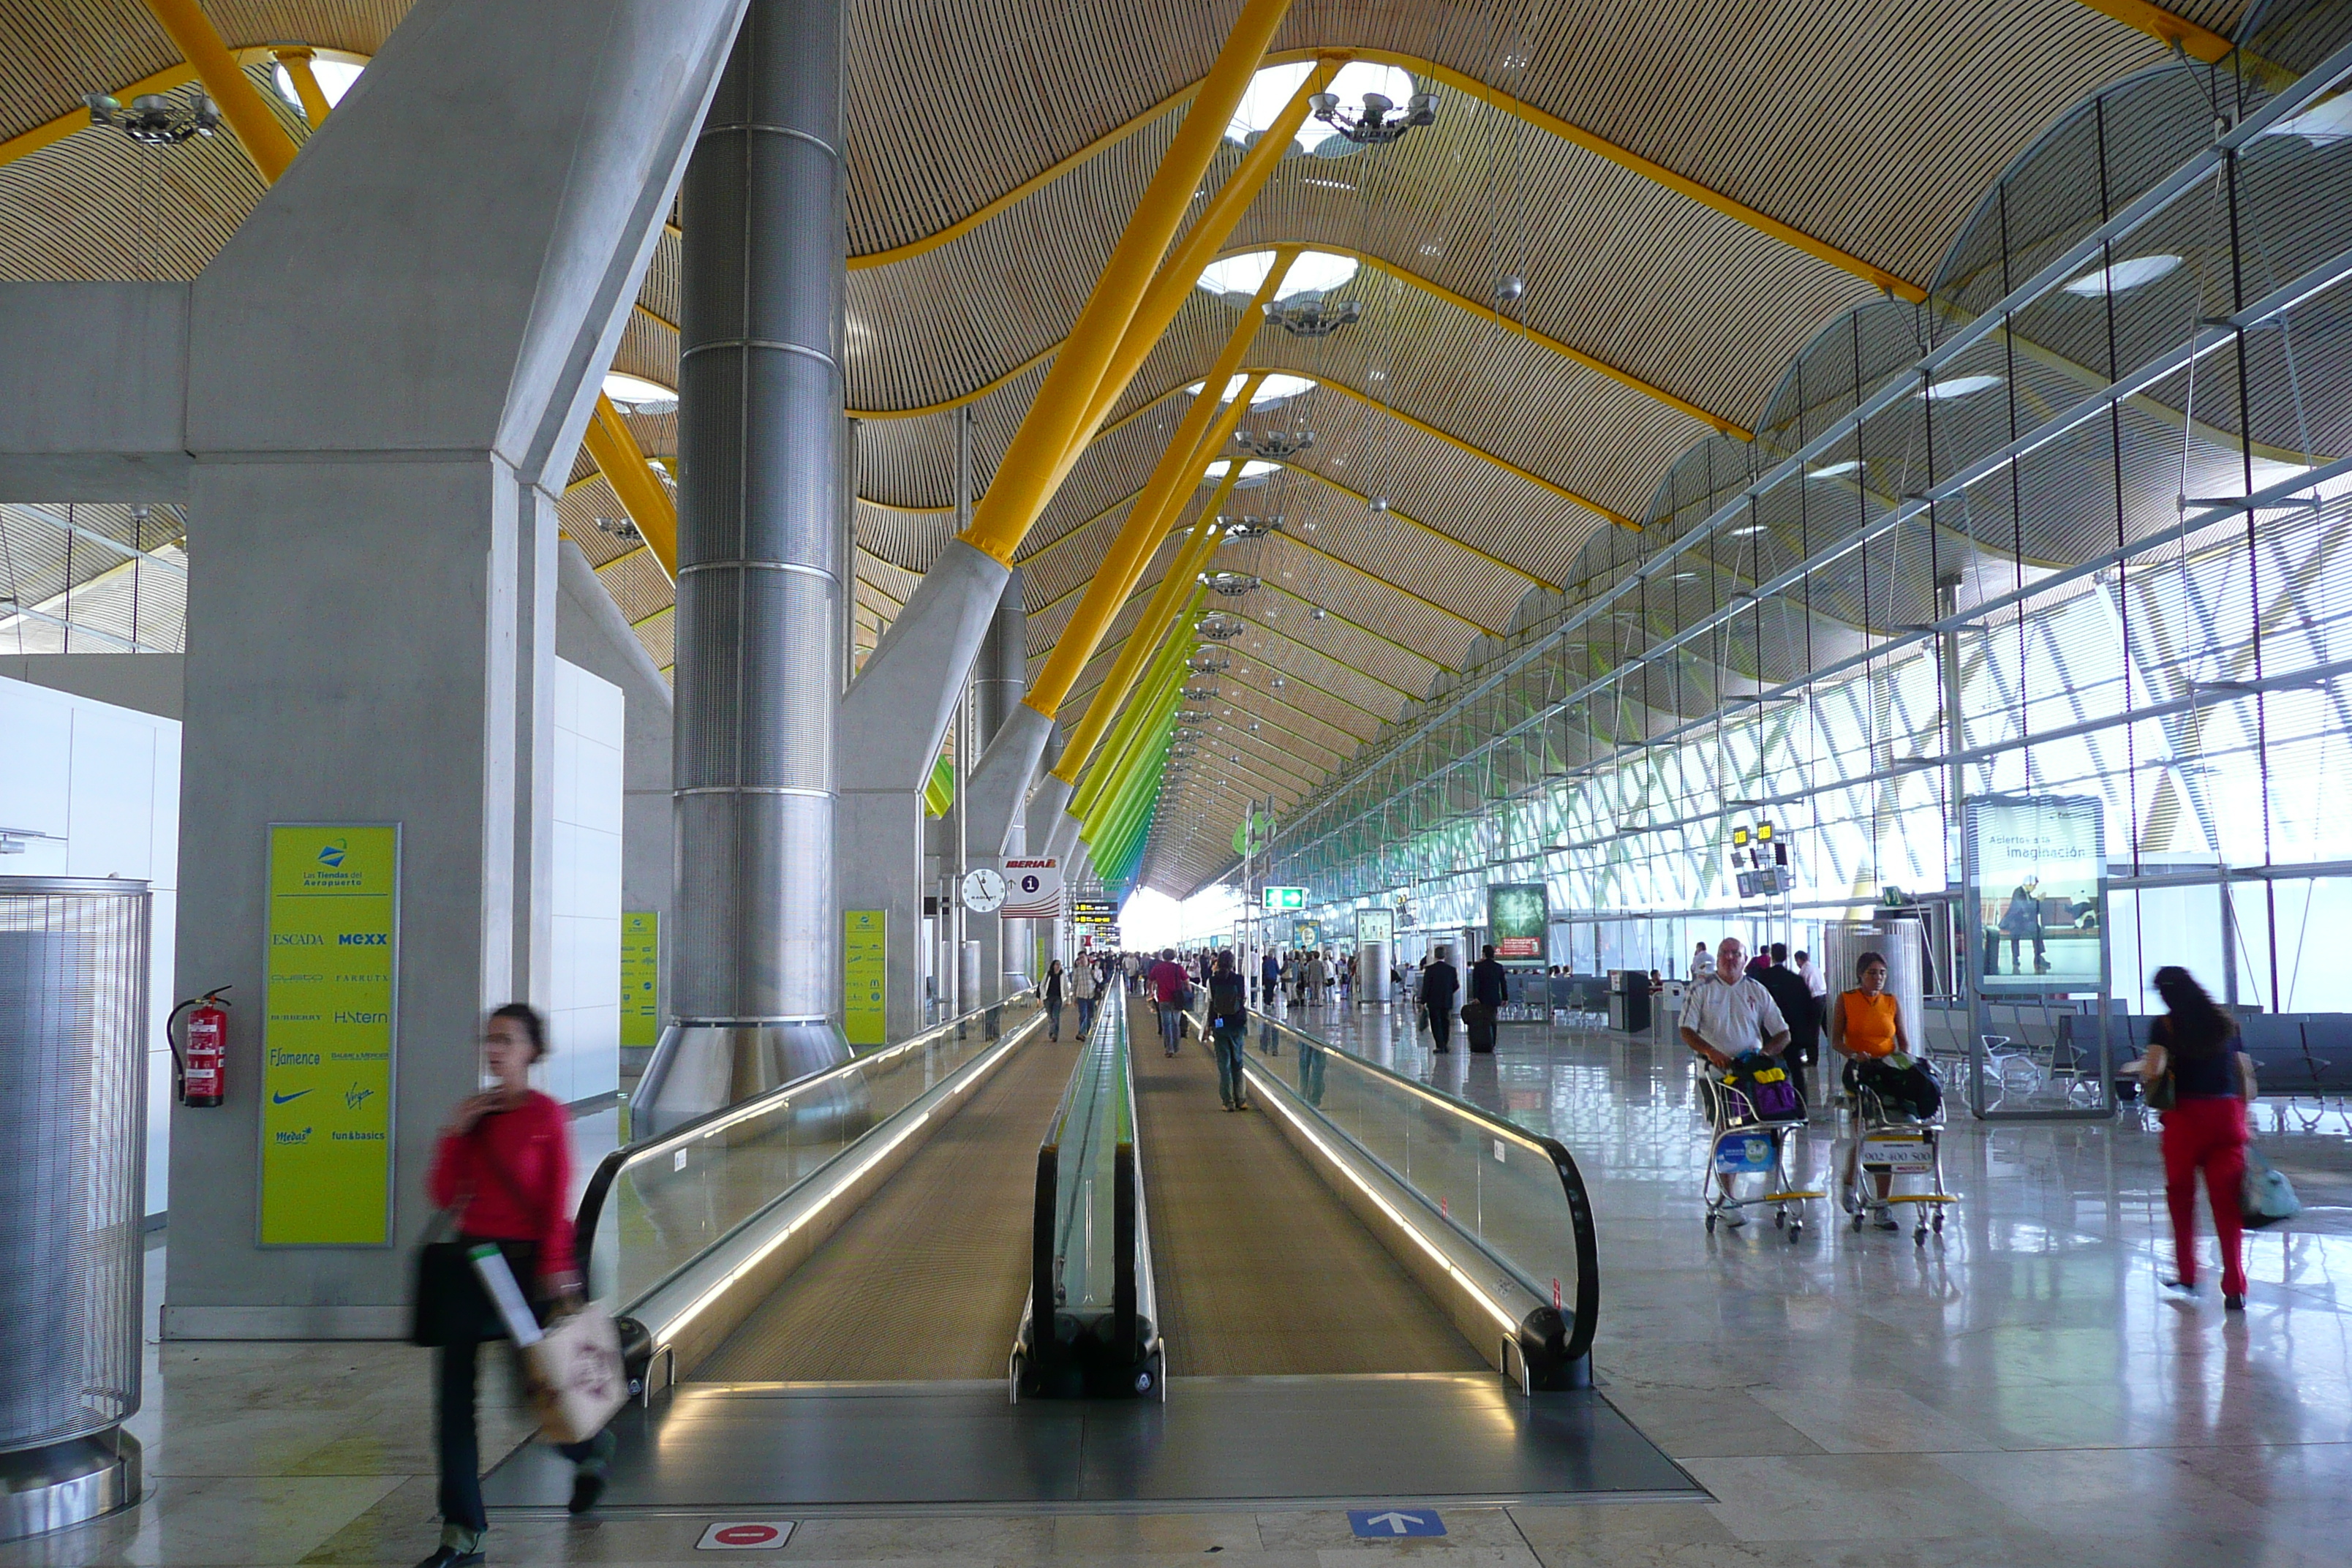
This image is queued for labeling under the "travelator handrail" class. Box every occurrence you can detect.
[1215,1000,1601,1384]
[1014,994,1161,1398]
[573,991,1038,1304]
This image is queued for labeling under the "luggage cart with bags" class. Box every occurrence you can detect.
[1703,1053,1823,1241]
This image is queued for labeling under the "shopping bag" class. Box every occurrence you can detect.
[2242,1145,2301,1229]
[524,1302,628,1443]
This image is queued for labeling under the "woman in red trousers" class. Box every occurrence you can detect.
[2140,967,2256,1311]
[415,1005,611,1568]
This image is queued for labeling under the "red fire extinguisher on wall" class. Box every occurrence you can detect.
[168,987,233,1107]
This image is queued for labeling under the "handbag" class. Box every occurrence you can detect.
[410,1115,548,1347]
[2242,1144,2301,1229]
[2144,1069,2176,1111]
[525,1302,628,1442]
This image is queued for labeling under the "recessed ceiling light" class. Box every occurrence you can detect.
[1730,523,1766,536]
[2061,254,2182,298]
[1806,459,1865,478]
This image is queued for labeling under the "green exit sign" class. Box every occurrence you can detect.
[1263,886,1305,911]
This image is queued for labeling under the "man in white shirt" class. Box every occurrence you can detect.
[1689,942,1713,981]
[1679,937,1793,1225]
[1795,949,1827,1003]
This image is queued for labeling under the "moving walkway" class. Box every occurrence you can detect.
[485,984,1681,1510]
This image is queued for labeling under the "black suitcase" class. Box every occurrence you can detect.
[1463,1000,1497,1052]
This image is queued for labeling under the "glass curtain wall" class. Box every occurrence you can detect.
[1262,7,2352,1019]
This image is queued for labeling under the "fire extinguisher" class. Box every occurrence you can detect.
[167,986,233,1107]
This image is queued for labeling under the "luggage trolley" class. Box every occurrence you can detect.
[1702,1075,1823,1241]
[1835,1065,1958,1245]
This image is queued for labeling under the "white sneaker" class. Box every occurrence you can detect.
[1719,1209,1746,1229]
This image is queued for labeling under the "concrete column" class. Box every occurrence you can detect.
[116,0,745,1337]
[637,0,850,1133]
[968,570,1028,999]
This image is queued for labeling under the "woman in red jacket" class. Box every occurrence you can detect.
[416,1005,610,1568]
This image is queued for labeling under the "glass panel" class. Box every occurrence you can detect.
[583,994,1042,1310]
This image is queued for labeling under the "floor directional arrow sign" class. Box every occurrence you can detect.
[1348,1509,1445,1538]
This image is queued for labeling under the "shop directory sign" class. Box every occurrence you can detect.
[843,909,887,1046]
[260,824,399,1246]
[621,911,660,1049]
[1356,908,1395,943]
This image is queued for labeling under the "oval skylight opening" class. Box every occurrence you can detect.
[1197,249,1359,304]
[1186,373,1316,407]
[1202,459,1280,486]
[1806,459,1866,478]
[1921,374,2002,402]
[1226,62,1318,148]
[273,57,363,109]
[603,372,679,412]
[2061,254,2182,298]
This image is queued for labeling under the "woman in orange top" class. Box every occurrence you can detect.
[1829,951,1913,1228]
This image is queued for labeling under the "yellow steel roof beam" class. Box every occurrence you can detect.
[956,0,1296,565]
[2068,0,2236,61]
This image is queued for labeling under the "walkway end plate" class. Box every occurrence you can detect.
[1348,1508,1445,1538]
[698,1520,795,1550]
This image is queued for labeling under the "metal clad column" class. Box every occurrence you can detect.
[971,570,1028,998]
[640,0,849,1131]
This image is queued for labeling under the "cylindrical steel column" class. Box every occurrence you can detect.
[638,0,848,1132]
[0,878,147,1539]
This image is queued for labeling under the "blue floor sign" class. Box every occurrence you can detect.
[1348,1509,1445,1538]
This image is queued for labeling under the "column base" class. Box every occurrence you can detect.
[0,1431,140,1542]
[633,1019,849,1137]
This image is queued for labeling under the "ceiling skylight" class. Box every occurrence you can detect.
[1223,61,1419,157]
[274,57,363,109]
[2061,254,2182,298]
[1196,249,1360,304]
[1202,459,1279,485]
[602,372,679,413]
[1921,374,2002,402]
[1185,373,1316,407]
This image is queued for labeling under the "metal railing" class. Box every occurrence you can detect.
[1014,994,1161,1398]
[575,992,1040,1312]
[1233,1005,1600,1383]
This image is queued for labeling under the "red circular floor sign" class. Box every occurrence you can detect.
[697,1520,795,1550]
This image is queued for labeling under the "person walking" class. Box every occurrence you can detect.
[1303,949,1329,1009]
[1207,951,1251,1111]
[1466,944,1507,1053]
[1147,947,1191,1056]
[1757,943,1818,1112]
[1071,954,1098,1038]
[1678,938,1792,1225]
[415,1005,611,1568]
[1260,949,1280,1008]
[2142,965,2255,1310]
[1043,959,1066,1041]
[1123,951,1142,995]
[1827,951,1924,1231]
[1689,941,1713,981]
[1421,945,1461,1053]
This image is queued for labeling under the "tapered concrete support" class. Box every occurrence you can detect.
[638,0,850,1135]
[1046,807,1084,868]
[75,0,749,1337]
[838,540,1009,1031]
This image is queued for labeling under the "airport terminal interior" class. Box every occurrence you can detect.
[5,0,2352,1564]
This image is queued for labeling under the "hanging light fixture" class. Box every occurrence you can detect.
[1188,651,1232,674]
[1203,571,1260,597]
[85,90,219,145]
[1236,429,1313,460]
[1183,685,1220,701]
[1218,514,1285,539]
[1264,295,1363,337]
[1197,614,1246,641]
[1308,80,1436,146]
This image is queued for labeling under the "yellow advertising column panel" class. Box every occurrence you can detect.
[843,910,888,1047]
[260,823,399,1246]
[621,911,661,1049]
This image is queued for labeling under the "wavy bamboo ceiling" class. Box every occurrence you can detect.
[0,0,2247,896]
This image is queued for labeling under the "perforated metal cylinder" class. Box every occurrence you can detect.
[643,0,849,1127]
[0,878,148,1453]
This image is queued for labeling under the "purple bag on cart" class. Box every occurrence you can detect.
[1727,1051,1803,1121]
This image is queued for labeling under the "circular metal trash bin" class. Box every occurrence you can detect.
[0,877,149,1539]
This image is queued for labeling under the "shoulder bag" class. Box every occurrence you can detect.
[410,1113,544,1347]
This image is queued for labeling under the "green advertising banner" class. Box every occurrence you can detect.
[844,909,887,1047]
[621,911,661,1048]
[261,824,399,1246]
[1488,883,1549,962]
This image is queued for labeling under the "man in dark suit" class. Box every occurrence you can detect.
[1466,944,1509,1053]
[1420,946,1461,1053]
[1757,943,1820,1112]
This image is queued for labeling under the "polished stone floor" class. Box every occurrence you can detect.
[11,1010,2352,1567]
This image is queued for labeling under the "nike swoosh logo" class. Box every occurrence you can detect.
[272,1089,313,1104]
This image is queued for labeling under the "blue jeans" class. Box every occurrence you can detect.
[1076,996,1096,1034]
[1213,1021,1248,1107]
[1047,1001,1063,1040]
[1158,1002,1183,1052]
